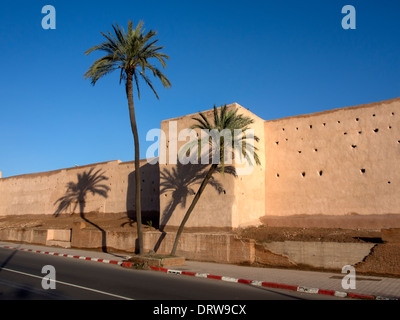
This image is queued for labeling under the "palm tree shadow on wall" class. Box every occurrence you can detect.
[53,168,111,252]
[154,162,236,252]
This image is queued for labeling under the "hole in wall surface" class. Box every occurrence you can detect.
[351,145,357,148]
[356,118,359,121]
[276,173,280,178]
[301,172,306,177]
[373,129,379,133]
[319,170,323,176]
[360,169,366,174]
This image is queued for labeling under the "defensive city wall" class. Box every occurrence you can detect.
[1,97,400,231]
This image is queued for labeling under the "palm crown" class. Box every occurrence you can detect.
[181,105,261,172]
[84,20,171,97]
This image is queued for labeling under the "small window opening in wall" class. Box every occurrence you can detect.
[314,148,318,152]
[392,112,395,116]
[356,118,359,121]
[275,141,279,145]
[358,131,362,134]
[374,128,379,133]
[388,181,391,184]
[298,150,302,154]
[223,190,226,194]
[323,123,326,126]
[301,172,306,177]
[337,120,341,124]
[389,125,392,129]
[296,127,299,130]
[351,144,357,148]
[372,114,376,117]
[398,140,400,144]
[276,173,280,178]
[360,169,366,174]
[319,170,323,176]
[344,132,347,135]
[309,125,313,129]
[282,128,285,131]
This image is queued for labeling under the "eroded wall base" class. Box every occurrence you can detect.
[2,227,398,275]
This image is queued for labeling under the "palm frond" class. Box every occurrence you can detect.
[183,105,261,173]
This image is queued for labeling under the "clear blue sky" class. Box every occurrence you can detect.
[1,0,400,178]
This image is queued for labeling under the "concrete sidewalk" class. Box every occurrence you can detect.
[1,241,399,300]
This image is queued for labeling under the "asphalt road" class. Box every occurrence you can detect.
[0,247,341,301]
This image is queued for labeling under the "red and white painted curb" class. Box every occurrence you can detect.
[0,244,123,266]
[1,244,397,300]
[123,263,398,301]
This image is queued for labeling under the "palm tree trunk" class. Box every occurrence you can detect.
[126,74,144,255]
[170,164,218,256]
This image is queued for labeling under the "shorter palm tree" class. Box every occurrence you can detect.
[170,105,260,256]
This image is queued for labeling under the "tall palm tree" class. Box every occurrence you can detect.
[84,20,171,254]
[170,105,260,256]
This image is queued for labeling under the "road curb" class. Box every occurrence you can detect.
[0,244,123,266]
[143,265,398,301]
[1,244,397,300]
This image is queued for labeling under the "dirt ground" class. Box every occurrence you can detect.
[235,225,383,243]
[0,213,382,242]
